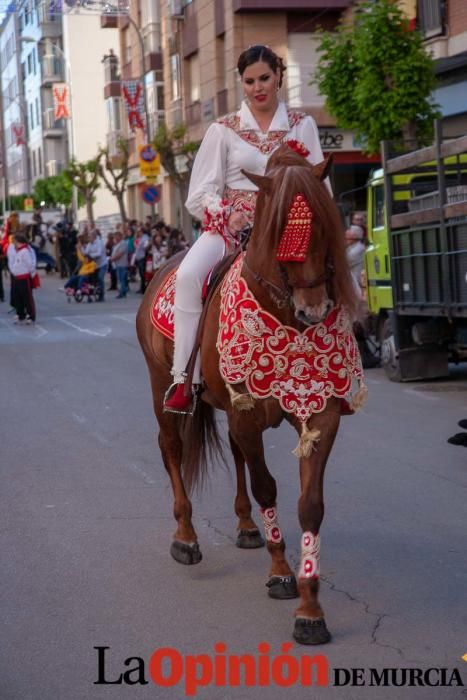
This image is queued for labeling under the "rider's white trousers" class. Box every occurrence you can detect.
[173,232,226,384]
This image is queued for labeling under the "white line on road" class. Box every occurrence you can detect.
[129,463,156,485]
[55,317,112,337]
[111,314,136,324]
[404,388,440,401]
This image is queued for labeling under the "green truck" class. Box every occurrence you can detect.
[365,122,467,381]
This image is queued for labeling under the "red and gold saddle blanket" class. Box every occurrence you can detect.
[150,270,176,340]
[217,255,366,423]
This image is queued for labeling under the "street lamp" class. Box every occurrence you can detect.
[22,36,78,222]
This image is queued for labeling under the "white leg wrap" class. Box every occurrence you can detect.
[298,531,320,579]
[172,233,225,384]
[260,506,283,544]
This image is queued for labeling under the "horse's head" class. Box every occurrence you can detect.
[242,145,356,325]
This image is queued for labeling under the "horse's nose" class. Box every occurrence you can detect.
[294,299,334,326]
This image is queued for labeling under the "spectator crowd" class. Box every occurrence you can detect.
[0,211,190,318]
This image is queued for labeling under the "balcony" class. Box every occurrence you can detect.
[37,1,62,38]
[41,55,64,86]
[106,130,126,157]
[46,160,65,177]
[43,108,66,138]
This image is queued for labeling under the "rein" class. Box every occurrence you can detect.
[242,256,334,311]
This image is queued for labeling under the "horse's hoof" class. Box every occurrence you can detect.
[170,540,202,565]
[293,618,331,645]
[266,575,299,599]
[236,528,265,549]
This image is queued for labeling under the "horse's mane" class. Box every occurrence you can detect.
[255,145,359,317]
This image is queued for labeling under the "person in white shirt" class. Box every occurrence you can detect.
[85,229,107,301]
[345,225,366,297]
[164,45,326,412]
[8,233,37,323]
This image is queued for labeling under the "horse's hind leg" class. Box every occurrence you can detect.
[229,432,264,550]
[292,407,340,645]
[229,424,298,600]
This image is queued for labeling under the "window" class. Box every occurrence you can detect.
[372,186,385,229]
[417,0,444,38]
[188,53,200,104]
[29,102,34,130]
[287,34,323,108]
[38,146,42,174]
[27,53,33,75]
[171,54,181,101]
[35,97,40,126]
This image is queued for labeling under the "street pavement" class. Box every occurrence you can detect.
[1,271,466,700]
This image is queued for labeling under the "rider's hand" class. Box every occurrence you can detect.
[227,211,249,233]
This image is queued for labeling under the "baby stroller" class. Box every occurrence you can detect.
[66,273,102,303]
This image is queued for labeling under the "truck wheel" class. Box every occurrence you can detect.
[380,317,402,382]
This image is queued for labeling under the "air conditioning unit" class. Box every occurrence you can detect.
[168,0,184,19]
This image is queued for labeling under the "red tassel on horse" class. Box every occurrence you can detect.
[276,193,313,263]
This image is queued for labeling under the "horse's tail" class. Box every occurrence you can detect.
[181,400,225,494]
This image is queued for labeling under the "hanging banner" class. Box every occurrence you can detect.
[12,123,25,146]
[122,80,145,132]
[53,83,71,119]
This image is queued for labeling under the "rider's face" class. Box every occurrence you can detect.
[242,61,279,113]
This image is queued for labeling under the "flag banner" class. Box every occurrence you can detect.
[12,123,25,146]
[53,84,71,119]
[122,80,145,132]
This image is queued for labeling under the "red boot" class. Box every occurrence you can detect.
[163,383,193,414]
[340,398,355,416]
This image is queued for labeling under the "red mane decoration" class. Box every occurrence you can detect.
[276,193,313,263]
[286,139,310,158]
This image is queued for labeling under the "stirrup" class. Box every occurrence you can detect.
[163,382,196,415]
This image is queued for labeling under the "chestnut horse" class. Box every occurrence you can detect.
[136,144,362,644]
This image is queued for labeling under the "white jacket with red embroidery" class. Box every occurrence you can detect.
[8,245,36,277]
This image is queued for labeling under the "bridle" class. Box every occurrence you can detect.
[242,255,334,310]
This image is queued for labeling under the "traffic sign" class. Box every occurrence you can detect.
[139,144,160,178]
[141,184,161,204]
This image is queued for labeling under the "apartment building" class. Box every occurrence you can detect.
[418,0,467,137]
[101,0,164,222]
[0,10,29,196]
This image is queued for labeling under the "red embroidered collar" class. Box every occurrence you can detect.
[218,109,307,155]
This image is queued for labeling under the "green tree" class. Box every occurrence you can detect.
[98,138,130,223]
[64,157,101,225]
[314,0,440,154]
[33,173,78,210]
[153,122,199,238]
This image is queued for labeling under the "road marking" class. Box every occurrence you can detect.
[404,389,439,402]
[112,314,136,324]
[129,463,156,485]
[55,317,112,337]
[72,413,86,424]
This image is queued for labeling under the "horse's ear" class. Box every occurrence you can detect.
[240,169,273,193]
[312,155,333,182]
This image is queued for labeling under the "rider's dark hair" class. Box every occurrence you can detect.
[237,45,286,88]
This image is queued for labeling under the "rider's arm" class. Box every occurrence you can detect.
[185,123,228,222]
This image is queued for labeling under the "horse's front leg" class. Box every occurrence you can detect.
[291,405,340,644]
[229,418,298,600]
[151,373,202,566]
[229,432,265,549]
